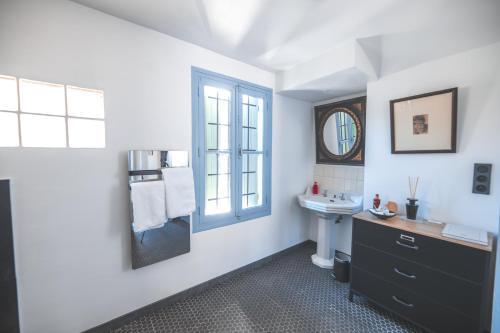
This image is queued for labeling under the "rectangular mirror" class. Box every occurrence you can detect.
[128,150,190,269]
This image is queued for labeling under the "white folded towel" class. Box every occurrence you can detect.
[130,180,167,233]
[161,167,196,219]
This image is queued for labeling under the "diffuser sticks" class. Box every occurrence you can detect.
[408,176,419,199]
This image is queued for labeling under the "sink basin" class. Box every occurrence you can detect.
[298,193,363,215]
[298,189,363,269]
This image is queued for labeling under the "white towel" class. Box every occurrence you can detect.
[161,167,196,219]
[130,181,167,233]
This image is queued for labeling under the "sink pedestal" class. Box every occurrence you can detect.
[311,214,336,269]
[297,192,362,269]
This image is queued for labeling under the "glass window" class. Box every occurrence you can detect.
[68,118,105,148]
[20,114,66,148]
[19,79,66,116]
[0,112,19,147]
[0,75,106,148]
[241,94,264,209]
[0,75,18,111]
[192,68,272,232]
[204,86,232,215]
[67,86,105,119]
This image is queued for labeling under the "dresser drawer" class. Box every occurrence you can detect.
[352,243,481,318]
[353,218,488,283]
[351,267,477,333]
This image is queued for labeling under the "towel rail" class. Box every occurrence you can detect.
[128,150,189,183]
[127,150,191,269]
[127,150,190,244]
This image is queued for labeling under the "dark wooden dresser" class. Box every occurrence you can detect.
[350,211,494,333]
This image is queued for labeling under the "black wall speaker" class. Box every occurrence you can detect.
[472,163,492,195]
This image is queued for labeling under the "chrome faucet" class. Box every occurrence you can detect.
[339,192,346,200]
[322,189,329,197]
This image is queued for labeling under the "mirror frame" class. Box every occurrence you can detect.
[314,96,366,166]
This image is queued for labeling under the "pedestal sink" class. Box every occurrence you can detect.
[298,190,363,269]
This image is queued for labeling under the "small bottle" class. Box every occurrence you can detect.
[373,194,381,209]
[312,182,319,195]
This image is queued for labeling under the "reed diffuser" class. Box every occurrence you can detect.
[406,176,419,220]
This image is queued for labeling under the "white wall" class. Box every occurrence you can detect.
[364,42,500,232]
[0,1,313,332]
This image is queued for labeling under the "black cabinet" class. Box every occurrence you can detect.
[350,212,494,333]
[0,180,19,333]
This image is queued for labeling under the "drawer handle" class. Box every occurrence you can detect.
[394,268,416,280]
[392,295,414,308]
[396,240,419,250]
[400,234,415,243]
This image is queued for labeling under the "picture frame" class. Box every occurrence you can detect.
[390,88,457,154]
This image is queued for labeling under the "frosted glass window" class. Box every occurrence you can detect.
[1,75,106,148]
[241,150,263,209]
[241,94,263,151]
[20,114,66,147]
[0,112,19,147]
[204,85,232,215]
[0,75,18,111]
[240,93,265,210]
[19,79,66,116]
[67,86,104,119]
[68,118,105,148]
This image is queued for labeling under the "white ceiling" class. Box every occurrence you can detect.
[71,0,500,74]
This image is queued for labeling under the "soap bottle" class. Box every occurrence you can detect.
[312,182,319,195]
[373,194,381,209]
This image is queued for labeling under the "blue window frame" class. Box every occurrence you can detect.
[192,67,272,233]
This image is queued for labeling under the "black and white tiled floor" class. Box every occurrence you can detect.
[114,242,423,332]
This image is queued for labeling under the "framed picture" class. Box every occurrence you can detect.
[390,88,457,154]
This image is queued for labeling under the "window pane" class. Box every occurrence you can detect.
[206,174,216,199]
[68,118,105,148]
[218,174,230,199]
[249,128,258,151]
[242,103,248,128]
[242,127,249,150]
[205,96,217,123]
[0,75,18,111]
[218,99,229,125]
[205,152,232,216]
[0,112,19,147]
[19,79,65,116]
[241,94,263,152]
[206,153,217,175]
[67,86,104,119]
[206,124,217,150]
[216,198,230,215]
[218,124,229,150]
[242,153,263,209]
[204,85,232,216]
[218,153,230,174]
[205,85,231,152]
[20,114,66,147]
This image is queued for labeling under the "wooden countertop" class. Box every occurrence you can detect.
[353,211,494,252]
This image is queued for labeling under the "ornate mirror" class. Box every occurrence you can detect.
[315,96,366,165]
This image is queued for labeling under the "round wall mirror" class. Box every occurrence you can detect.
[314,97,366,165]
[322,111,358,156]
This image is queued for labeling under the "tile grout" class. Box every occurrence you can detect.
[113,243,423,333]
